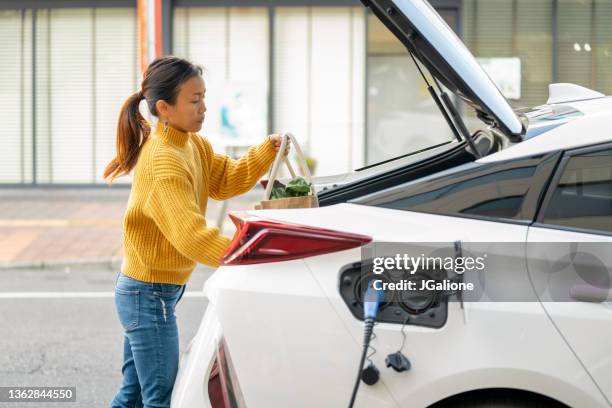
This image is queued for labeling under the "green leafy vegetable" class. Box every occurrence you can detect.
[270,186,288,199]
[285,177,311,196]
[269,176,312,199]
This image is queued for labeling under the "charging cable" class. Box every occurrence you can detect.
[348,280,384,408]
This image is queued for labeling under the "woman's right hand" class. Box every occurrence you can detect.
[268,134,291,157]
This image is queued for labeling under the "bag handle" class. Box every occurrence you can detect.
[263,133,316,200]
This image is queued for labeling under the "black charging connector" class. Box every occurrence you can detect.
[385,316,412,373]
[386,351,411,372]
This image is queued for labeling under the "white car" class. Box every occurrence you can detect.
[172,0,612,407]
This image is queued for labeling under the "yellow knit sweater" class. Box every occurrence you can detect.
[120,121,277,285]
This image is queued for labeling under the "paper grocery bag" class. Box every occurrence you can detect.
[254,133,319,210]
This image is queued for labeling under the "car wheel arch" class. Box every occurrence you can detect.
[428,388,569,408]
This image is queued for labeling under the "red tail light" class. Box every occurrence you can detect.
[208,338,245,408]
[220,211,372,265]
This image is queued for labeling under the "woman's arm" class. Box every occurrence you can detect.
[208,136,278,201]
[144,174,232,267]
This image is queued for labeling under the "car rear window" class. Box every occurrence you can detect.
[358,156,546,222]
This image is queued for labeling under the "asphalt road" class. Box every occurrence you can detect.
[0,265,215,408]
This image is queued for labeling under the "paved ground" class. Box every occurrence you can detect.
[0,186,266,406]
[0,265,215,408]
[0,187,264,269]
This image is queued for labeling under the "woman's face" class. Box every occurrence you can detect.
[157,75,206,133]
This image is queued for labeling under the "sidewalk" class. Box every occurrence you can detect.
[0,187,262,270]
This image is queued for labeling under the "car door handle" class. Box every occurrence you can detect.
[570,284,611,303]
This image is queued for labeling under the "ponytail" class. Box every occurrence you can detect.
[103,91,150,185]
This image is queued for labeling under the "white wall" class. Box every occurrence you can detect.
[175,6,366,177]
[274,7,365,176]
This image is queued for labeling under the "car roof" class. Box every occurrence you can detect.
[479,110,612,163]
[543,95,612,115]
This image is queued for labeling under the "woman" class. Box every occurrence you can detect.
[104,56,288,408]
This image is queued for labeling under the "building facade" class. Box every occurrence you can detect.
[1,0,611,185]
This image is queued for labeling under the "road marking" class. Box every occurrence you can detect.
[0,219,121,227]
[0,292,205,299]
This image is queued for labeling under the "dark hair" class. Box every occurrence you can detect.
[103,56,203,184]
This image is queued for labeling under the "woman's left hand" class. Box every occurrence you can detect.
[268,134,290,157]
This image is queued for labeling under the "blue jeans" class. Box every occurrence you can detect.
[109,272,186,408]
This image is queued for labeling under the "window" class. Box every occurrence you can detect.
[558,0,612,95]
[366,10,460,166]
[173,7,270,151]
[462,0,554,109]
[0,7,138,184]
[173,6,366,177]
[274,7,365,175]
[462,0,612,109]
[365,156,545,221]
[0,9,32,183]
[541,149,612,233]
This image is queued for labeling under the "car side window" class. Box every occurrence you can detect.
[541,149,612,234]
[365,156,544,221]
